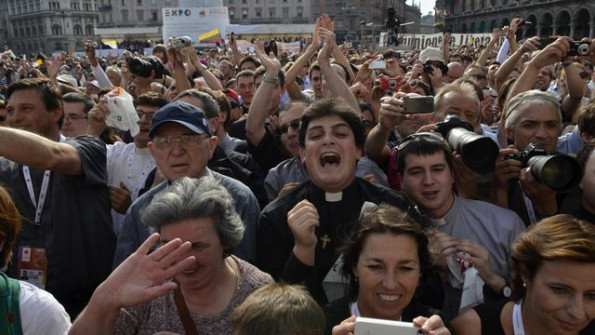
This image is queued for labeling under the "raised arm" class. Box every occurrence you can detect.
[475,29,500,67]
[0,127,83,175]
[245,40,282,146]
[494,36,539,90]
[186,47,224,91]
[506,37,570,104]
[318,27,360,113]
[69,234,195,335]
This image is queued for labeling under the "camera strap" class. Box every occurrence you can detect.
[520,187,537,224]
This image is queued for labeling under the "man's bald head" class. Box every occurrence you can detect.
[447,62,464,83]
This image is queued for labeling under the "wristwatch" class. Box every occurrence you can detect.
[501,283,512,298]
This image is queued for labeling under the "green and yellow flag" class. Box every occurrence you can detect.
[198,29,222,44]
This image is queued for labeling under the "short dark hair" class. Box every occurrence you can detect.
[134,91,168,109]
[6,78,63,126]
[298,98,365,149]
[396,134,454,176]
[236,69,254,82]
[63,92,94,114]
[578,101,595,138]
[239,55,261,70]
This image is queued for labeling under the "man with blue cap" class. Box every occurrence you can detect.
[112,100,260,266]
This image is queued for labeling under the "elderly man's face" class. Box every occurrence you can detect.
[506,103,561,152]
[435,92,480,132]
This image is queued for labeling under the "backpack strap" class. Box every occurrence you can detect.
[0,272,23,335]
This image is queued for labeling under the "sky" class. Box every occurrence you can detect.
[411,0,436,16]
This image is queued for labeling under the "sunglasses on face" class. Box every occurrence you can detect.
[469,74,486,80]
[277,118,301,135]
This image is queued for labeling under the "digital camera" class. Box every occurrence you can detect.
[169,36,193,49]
[568,41,591,56]
[375,77,401,93]
[506,143,581,192]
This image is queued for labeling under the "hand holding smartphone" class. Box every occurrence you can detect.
[354,317,423,335]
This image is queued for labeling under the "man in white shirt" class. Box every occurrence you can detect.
[87,92,168,235]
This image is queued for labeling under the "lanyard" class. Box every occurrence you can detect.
[22,167,51,224]
[513,301,525,335]
[21,135,66,224]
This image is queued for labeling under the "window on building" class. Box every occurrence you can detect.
[121,0,125,6]
[242,0,246,4]
[152,11,158,20]
[269,7,275,17]
[229,8,235,19]
[242,8,248,19]
[51,24,62,35]
[282,7,289,18]
[256,8,262,17]
[86,25,93,35]
[297,6,303,18]
[71,2,80,10]
[137,0,142,5]
[73,24,82,35]
[122,10,128,21]
[137,10,144,21]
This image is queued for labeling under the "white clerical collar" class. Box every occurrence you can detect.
[325,191,343,202]
[430,218,448,227]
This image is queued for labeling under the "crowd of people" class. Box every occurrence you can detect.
[0,13,594,334]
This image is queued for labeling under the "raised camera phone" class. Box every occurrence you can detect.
[354,317,422,335]
[369,60,387,70]
[402,96,434,114]
[568,41,591,56]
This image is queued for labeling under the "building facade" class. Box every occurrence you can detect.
[438,0,594,38]
[223,0,310,25]
[3,0,99,54]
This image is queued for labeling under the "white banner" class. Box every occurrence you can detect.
[235,40,256,53]
[399,32,502,49]
[277,41,301,54]
[162,7,230,45]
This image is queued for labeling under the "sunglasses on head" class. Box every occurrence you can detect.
[396,132,445,151]
[277,118,301,135]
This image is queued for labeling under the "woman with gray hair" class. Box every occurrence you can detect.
[70,176,273,335]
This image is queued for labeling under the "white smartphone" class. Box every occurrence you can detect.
[354,317,422,335]
[369,60,387,70]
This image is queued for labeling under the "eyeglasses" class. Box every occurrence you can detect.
[277,118,301,135]
[137,111,156,120]
[152,134,209,150]
[65,114,88,121]
[396,132,445,151]
[579,72,590,79]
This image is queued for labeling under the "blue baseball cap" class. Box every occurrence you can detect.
[149,101,212,138]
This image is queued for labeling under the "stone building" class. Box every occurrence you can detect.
[3,0,99,54]
[438,0,594,38]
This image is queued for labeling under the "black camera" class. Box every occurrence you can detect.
[506,143,581,192]
[127,55,164,79]
[424,63,449,76]
[435,115,499,174]
[568,41,591,57]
